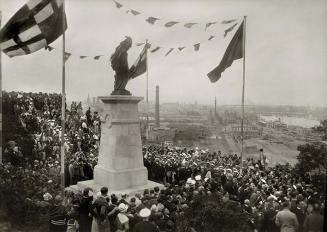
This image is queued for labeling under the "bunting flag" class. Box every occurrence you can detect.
[136,42,145,46]
[184,23,197,28]
[80,55,87,59]
[113,0,123,8]
[64,52,71,62]
[178,47,185,51]
[127,9,140,15]
[207,22,243,83]
[150,46,160,53]
[208,35,215,41]
[129,45,147,79]
[224,23,238,37]
[205,22,216,30]
[0,0,67,57]
[146,17,160,25]
[94,55,100,60]
[194,43,200,51]
[165,21,179,27]
[165,48,174,56]
[222,19,236,24]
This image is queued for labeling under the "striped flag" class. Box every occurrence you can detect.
[0,0,67,58]
[129,45,147,79]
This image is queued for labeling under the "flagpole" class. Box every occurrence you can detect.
[0,11,2,164]
[60,0,66,190]
[240,16,246,175]
[145,40,149,143]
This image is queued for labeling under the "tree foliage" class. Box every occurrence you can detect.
[296,143,327,173]
[312,119,327,140]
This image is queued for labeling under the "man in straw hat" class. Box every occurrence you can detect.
[133,208,158,232]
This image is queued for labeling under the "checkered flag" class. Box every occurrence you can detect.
[0,0,67,57]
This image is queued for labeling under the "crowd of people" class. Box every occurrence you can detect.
[1,91,325,232]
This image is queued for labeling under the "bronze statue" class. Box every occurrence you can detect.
[110,36,133,95]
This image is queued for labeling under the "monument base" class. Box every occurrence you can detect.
[70,179,164,197]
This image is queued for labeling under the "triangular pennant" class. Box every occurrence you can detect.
[184,23,197,28]
[165,48,174,56]
[178,47,185,51]
[80,56,87,59]
[113,0,123,8]
[224,23,238,37]
[136,42,145,46]
[45,45,54,51]
[205,22,217,30]
[165,21,179,27]
[146,17,160,24]
[221,19,237,24]
[150,46,160,53]
[208,35,215,41]
[64,52,71,62]
[94,56,101,60]
[194,43,200,51]
[127,9,140,15]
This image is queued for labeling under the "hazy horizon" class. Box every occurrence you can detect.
[1,0,327,107]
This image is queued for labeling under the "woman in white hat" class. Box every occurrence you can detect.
[133,208,158,232]
[115,203,130,232]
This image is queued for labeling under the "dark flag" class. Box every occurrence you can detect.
[127,10,140,15]
[150,46,160,53]
[205,22,216,30]
[136,42,145,46]
[178,47,185,51]
[146,17,159,25]
[80,55,87,59]
[184,23,197,28]
[0,0,67,57]
[207,22,243,83]
[165,21,179,27]
[222,19,237,24]
[129,45,147,79]
[194,43,200,51]
[224,23,238,37]
[208,35,215,41]
[113,0,123,8]
[165,48,174,56]
[94,56,100,60]
[64,52,71,62]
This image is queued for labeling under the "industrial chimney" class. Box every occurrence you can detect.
[155,85,160,127]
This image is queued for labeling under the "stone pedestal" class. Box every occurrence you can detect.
[76,95,162,194]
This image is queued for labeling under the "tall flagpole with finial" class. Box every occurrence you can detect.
[145,39,149,143]
[60,0,66,190]
[240,16,247,174]
[0,11,2,164]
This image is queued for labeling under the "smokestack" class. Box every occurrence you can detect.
[155,85,160,127]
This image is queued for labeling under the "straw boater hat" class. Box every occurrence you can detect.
[139,208,151,218]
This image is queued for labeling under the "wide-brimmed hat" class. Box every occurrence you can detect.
[139,208,151,218]
[118,203,128,213]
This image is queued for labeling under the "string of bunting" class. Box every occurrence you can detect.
[44,20,241,61]
[45,23,237,61]
[42,0,242,61]
[113,0,237,30]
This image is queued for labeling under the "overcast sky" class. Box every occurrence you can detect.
[1,0,327,106]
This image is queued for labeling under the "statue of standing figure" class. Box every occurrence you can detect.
[110,36,133,95]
